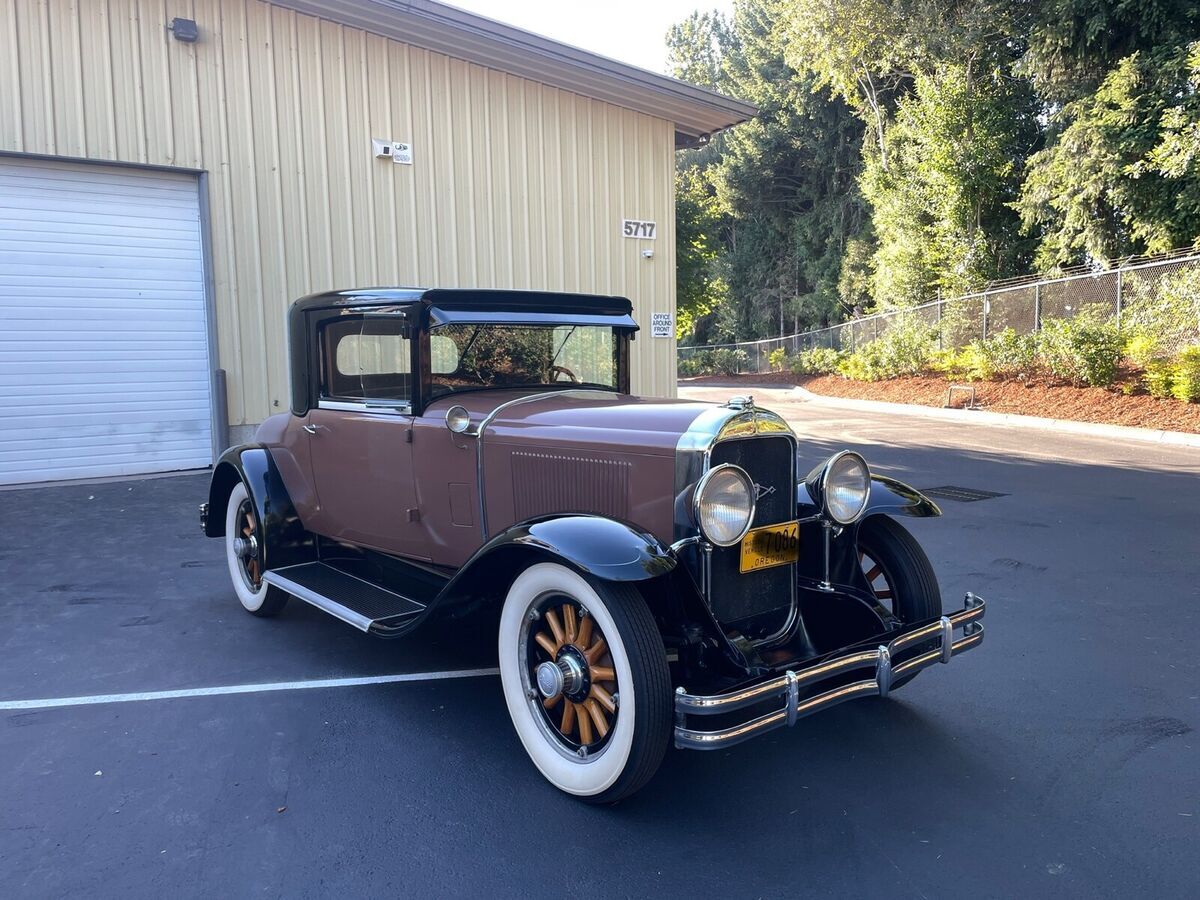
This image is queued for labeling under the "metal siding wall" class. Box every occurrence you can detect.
[1,0,677,425]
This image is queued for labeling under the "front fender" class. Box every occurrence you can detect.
[435,515,676,609]
[797,473,941,519]
[470,515,677,582]
[863,474,941,518]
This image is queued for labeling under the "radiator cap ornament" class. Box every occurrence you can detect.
[724,395,755,411]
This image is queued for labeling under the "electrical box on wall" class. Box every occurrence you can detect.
[372,139,414,164]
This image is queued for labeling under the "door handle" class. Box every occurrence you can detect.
[302,424,321,435]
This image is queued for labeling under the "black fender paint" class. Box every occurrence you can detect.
[203,444,315,570]
[445,514,677,591]
[795,473,940,611]
[797,473,942,520]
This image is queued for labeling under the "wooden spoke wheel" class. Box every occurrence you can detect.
[528,596,619,754]
[234,497,262,590]
[223,481,287,618]
[858,548,895,614]
[498,562,672,803]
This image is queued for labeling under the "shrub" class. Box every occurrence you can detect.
[1036,315,1123,387]
[838,315,936,381]
[1124,331,1161,368]
[789,346,844,375]
[1170,346,1200,402]
[877,315,938,376]
[1143,359,1176,398]
[976,328,1037,378]
[837,344,882,380]
[678,354,706,378]
[767,347,788,371]
[929,345,985,381]
[710,347,749,376]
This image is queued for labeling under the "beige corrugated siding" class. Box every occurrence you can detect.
[0,0,677,427]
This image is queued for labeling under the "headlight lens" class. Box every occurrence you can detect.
[822,451,870,524]
[694,464,756,546]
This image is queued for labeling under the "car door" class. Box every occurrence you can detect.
[305,311,427,560]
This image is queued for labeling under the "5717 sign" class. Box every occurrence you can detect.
[621,219,656,239]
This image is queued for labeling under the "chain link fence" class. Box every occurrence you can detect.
[679,251,1200,376]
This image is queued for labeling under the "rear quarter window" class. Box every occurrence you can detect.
[321,316,412,405]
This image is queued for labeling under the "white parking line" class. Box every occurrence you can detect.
[0,668,501,711]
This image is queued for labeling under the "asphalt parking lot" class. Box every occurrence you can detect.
[2,386,1197,898]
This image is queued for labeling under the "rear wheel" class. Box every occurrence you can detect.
[223,481,288,617]
[857,515,941,689]
[498,563,672,803]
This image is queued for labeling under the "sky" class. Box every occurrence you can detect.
[445,0,734,74]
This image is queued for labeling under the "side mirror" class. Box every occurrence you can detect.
[445,405,477,436]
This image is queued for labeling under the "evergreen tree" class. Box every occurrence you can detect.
[668,1,1200,340]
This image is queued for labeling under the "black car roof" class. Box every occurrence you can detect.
[291,287,635,320]
[286,288,639,416]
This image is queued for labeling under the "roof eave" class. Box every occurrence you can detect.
[269,0,757,141]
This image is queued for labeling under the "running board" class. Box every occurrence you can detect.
[264,562,426,634]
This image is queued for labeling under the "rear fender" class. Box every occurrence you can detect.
[204,445,315,570]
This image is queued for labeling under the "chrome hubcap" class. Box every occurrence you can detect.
[527,596,619,752]
[536,656,584,700]
[233,534,258,561]
[234,499,262,589]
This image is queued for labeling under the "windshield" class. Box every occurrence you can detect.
[428,323,618,398]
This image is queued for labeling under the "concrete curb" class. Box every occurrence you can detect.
[787,385,1200,448]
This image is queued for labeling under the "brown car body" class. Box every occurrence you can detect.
[259,388,701,568]
[201,288,986,801]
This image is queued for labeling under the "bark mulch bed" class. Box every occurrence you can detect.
[682,372,1200,434]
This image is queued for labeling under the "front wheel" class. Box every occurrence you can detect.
[498,563,672,803]
[856,515,942,689]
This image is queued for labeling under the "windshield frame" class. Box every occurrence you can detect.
[424,322,622,402]
[414,319,633,411]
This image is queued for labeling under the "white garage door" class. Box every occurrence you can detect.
[0,156,212,485]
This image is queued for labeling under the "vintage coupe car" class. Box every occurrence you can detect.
[200,288,986,802]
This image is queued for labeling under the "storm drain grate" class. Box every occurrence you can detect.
[920,485,1009,503]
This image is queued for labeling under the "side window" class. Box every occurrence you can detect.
[320,315,412,407]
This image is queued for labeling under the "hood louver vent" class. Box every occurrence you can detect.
[511,451,631,522]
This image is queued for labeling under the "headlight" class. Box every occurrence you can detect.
[693,464,756,546]
[813,451,870,524]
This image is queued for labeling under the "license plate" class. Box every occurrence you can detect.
[739,520,800,573]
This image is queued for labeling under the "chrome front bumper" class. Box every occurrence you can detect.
[674,593,986,749]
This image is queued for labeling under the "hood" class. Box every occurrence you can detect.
[425,389,711,454]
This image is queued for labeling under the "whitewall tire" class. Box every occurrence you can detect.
[224,481,288,617]
[498,562,671,803]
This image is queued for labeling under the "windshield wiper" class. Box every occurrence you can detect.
[549,326,577,369]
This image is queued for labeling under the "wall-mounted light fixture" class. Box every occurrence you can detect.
[168,18,199,43]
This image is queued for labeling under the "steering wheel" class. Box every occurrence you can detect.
[549,364,579,383]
